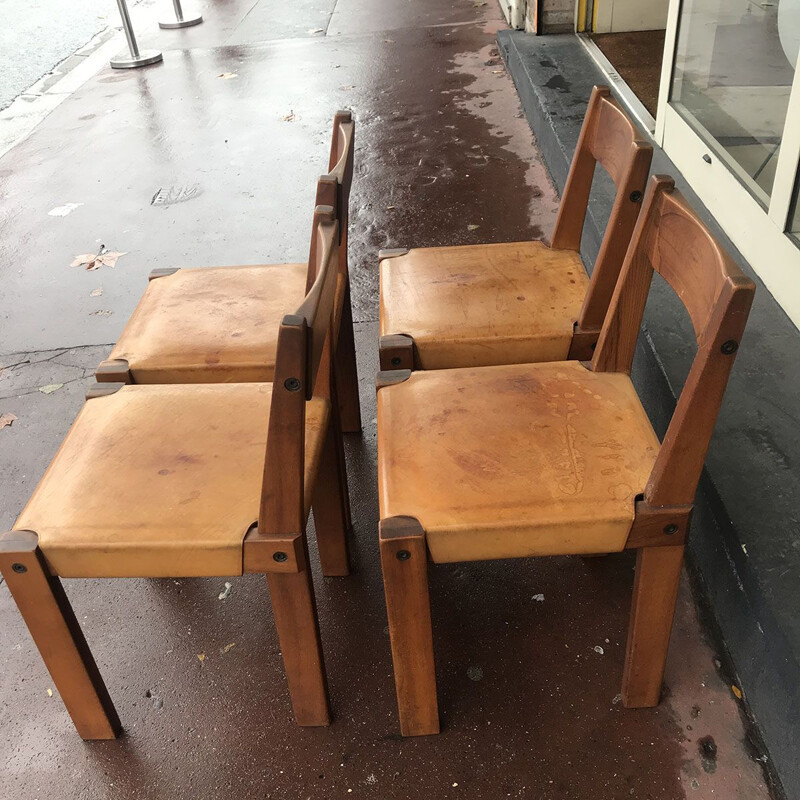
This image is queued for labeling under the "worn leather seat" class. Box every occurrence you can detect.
[106,263,308,383]
[379,242,589,369]
[378,360,659,562]
[14,383,329,578]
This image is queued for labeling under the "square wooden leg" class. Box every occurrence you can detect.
[621,545,685,708]
[335,282,362,434]
[266,538,330,726]
[311,409,351,577]
[379,517,439,736]
[0,531,121,740]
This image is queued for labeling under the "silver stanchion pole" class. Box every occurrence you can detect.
[159,0,203,29]
[110,0,163,69]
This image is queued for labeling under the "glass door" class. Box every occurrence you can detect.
[671,0,796,205]
[657,0,800,329]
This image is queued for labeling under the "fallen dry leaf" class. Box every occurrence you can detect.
[282,111,296,122]
[732,684,743,699]
[46,688,53,697]
[197,653,206,663]
[467,224,480,231]
[220,642,236,654]
[38,383,63,394]
[71,249,127,270]
[0,413,17,429]
[96,251,126,268]
[71,253,100,269]
[90,309,113,317]
[90,288,103,297]
[218,72,238,79]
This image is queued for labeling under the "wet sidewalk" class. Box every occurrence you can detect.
[0,1,776,798]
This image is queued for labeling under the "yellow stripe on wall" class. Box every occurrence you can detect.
[577,0,588,31]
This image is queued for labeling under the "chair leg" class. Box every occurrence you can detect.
[266,539,330,727]
[379,517,439,736]
[311,411,351,577]
[0,531,121,739]
[621,545,685,708]
[335,282,362,434]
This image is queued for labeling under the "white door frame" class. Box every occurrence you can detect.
[498,0,526,29]
[655,0,800,331]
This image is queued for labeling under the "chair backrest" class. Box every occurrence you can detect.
[550,86,653,333]
[259,205,340,534]
[592,175,756,508]
[311,110,355,286]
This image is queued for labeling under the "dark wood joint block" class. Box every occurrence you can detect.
[379,248,410,260]
[376,369,412,391]
[380,515,424,537]
[379,334,415,371]
[243,526,306,574]
[86,382,126,400]
[95,358,131,384]
[149,267,180,281]
[0,529,39,561]
[379,516,427,558]
[568,325,601,361]
[625,501,693,549]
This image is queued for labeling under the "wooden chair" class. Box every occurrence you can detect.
[96,110,361,435]
[379,86,653,372]
[0,205,346,738]
[376,175,755,736]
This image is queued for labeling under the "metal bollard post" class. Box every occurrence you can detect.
[159,0,203,29]
[110,0,163,69]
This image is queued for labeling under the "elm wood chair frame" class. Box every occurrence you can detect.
[96,110,362,435]
[0,207,345,739]
[377,175,755,736]
[378,85,653,372]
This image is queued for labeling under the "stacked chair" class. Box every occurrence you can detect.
[2,92,756,742]
[377,159,755,733]
[379,86,653,370]
[0,112,359,737]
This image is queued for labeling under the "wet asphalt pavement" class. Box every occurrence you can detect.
[0,0,776,798]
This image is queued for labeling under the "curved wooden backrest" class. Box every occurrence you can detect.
[296,206,341,392]
[550,86,653,332]
[307,111,354,290]
[259,206,340,535]
[308,175,339,289]
[327,110,355,273]
[592,175,756,507]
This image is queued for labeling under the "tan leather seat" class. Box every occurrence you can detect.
[107,263,308,383]
[378,360,659,562]
[379,242,589,369]
[14,384,329,578]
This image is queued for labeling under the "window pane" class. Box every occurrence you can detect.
[671,0,799,203]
